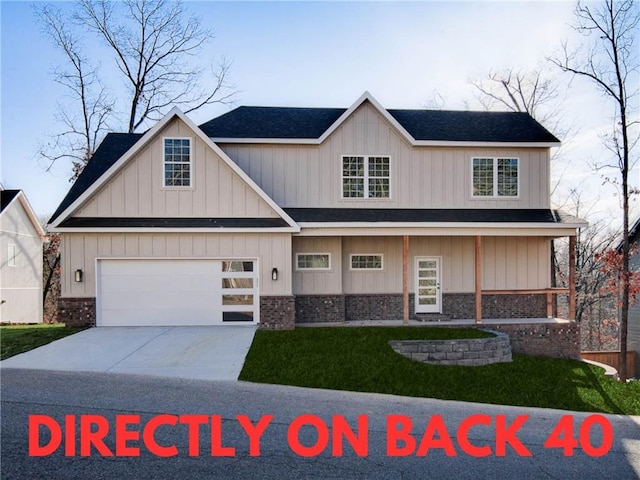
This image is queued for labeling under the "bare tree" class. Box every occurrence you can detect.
[470,68,562,128]
[549,0,640,381]
[42,233,61,323]
[36,4,113,181]
[470,67,575,295]
[36,0,235,179]
[75,0,235,133]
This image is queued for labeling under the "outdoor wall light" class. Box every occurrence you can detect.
[271,268,278,281]
[74,269,83,283]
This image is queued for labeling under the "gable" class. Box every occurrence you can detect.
[327,100,408,152]
[71,117,282,220]
[0,190,45,239]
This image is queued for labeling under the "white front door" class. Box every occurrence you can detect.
[415,257,441,313]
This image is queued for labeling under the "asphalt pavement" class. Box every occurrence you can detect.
[2,368,639,479]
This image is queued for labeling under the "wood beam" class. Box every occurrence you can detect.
[403,235,409,325]
[569,235,576,320]
[475,235,482,324]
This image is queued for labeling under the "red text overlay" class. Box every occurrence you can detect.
[28,413,613,458]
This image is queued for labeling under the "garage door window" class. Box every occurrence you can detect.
[221,259,258,322]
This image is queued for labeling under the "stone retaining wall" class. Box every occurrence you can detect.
[388,331,512,366]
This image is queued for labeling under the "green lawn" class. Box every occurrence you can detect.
[0,324,87,360]
[239,327,640,415]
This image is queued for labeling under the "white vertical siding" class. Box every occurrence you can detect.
[292,237,342,294]
[0,200,43,323]
[337,236,549,295]
[61,233,292,298]
[75,118,280,219]
[221,102,551,209]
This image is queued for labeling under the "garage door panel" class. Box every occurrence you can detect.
[100,260,220,276]
[97,259,258,326]
[100,275,215,294]
[100,291,217,309]
[101,308,220,327]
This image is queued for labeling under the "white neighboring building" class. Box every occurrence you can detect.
[0,186,46,323]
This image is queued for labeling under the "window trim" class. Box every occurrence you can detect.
[163,137,193,189]
[296,253,332,271]
[471,157,520,198]
[349,253,384,271]
[341,155,392,200]
[7,244,16,267]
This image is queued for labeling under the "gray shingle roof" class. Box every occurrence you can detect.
[199,106,346,139]
[49,133,143,224]
[387,109,559,143]
[199,105,559,143]
[284,208,569,224]
[0,190,20,214]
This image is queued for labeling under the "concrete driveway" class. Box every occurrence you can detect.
[0,326,256,381]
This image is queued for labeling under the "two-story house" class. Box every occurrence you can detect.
[48,92,585,344]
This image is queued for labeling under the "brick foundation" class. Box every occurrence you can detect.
[259,296,295,330]
[295,295,345,323]
[443,293,547,319]
[345,294,403,321]
[475,322,581,359]
[294,293,547,323]
[58,297,96,327]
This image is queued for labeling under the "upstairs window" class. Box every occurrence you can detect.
[472,157,518,197]
[164,138,191,187]
[342,155,390,198]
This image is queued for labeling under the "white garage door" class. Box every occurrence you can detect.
[97,259,258,326]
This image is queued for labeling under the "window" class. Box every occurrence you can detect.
[342,155,390,198]
[350,254,383,270]
[296,253,331,270]
[8,244,16,267]
[164,138,191,187]
[472,157,519,197]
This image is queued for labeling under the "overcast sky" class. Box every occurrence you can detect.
[1,1,638,226]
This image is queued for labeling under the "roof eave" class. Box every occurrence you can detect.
[50,226,300,234]
[297,221,588,229]
[211,138,561,148]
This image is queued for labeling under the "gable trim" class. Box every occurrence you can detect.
[318,91,415,145]
[1,191,46,238]
[50,108,300,232]
[54,227,299,233]
[210,138,560,148]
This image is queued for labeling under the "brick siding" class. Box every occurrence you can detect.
[295,295,345,323]
[259,296,295,330]
[477,322,581,359]
[443,293,547,319]
[58,297,96,327]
